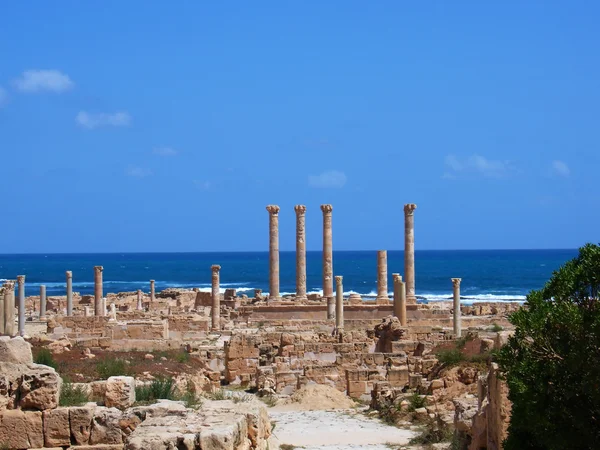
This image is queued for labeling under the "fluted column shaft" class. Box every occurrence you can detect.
[404,204,417,303]
[266,205,281,300]
[211,265,221,331]
[335,275,344,330]
[137,290,143,311]
[0,289,4,335]
[452,278,462,337]
[321,204,333,300]
[94,266,104,316]
[150,280,155,302]
[4,282,15,336]
[294,205,307,301]
[376,250,390,303]
[40,285,47,319]
[66,271,73,316]
[17,275,25,336]
[393,274,407,326]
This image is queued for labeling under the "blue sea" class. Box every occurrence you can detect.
[0,250,576,303]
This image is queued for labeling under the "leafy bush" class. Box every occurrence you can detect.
[406,392,426,412]
[59,383,89,406]
[436,348,465,366]
[498,243,600,449]
[207,388,228,401]
[96,357,129,379]
[135,377,175,403]
[490,323,504,332]
[175,351,190,363]
[34,348,57,369]
[409,417,453,445]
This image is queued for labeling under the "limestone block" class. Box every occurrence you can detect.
[44,407,71,447]
[430,379,445,392]
[19,363,62,410]
[70,404,96,445]
[0,336,33,364]
[104,376,135,410]
[89,407,123,445]
[0,409,44,449]
[414,407,429,421]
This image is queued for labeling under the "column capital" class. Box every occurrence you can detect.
[266,205,280,215]
[392,273,402,282]
[211,265,221,272]
[17,275,25,284]
[3,280,16,291]
[335,275,343,283]
[451,278,462,287]
[150,279,155,283]
[404,203,417,215]
[320,204,333,214]
[294,204,306,215]
[94,266,103,272]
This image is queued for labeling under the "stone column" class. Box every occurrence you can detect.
[294,205,307,301]
[321,204,334,301]
[393,274,407,326]
[335,275,344,330]
[452,278,462,338]
[94,266,104,316]
[66,271,73,316]
[84,306,90,317]
[211,265,221,332]
[4,281,15,336]
[376,250,390,304]
[137,290,143,311]
[0,287,5,335]
[40,285,47,319]
[266,205,281,300]
[109,303,117,321]
[150,280,155,302]
[404,204,417,304]
[17,275,25,336]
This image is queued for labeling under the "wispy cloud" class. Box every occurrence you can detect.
[443,154,512,179]
[14,70,74,93]
[308,170,347,188]
[0,87,6,106]
[76,111,131,129]
[153,147,178,156]
[127,167,153,177]
[194,180,212,190]
[551,160,570,177]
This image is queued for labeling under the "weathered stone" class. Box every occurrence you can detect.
[70,405,96,445]
[0,409,44,449]
[0,336,33,364]
[267,205,281,300]
[105,376,136,410]
[89,407,123,445]
[294,205,308,301]
[19,363,62,410]
[404,203,417,303]
[43,407,71,447]
[321,204,333,301]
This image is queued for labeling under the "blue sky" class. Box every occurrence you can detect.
[0,1,598,253]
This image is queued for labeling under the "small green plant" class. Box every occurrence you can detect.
[490,323,504,332]
[175,351,190,363]
[279,445,297,450]
[409,417,453,445]
[259,394,278,407]
[96,357,130,379]
[34,348,57,369]
[436,348,465,366]
[207,389,228,401]
[407,392,427,412]
[59,383,89,406]
[178,381,203,409]
[135,377,175,403]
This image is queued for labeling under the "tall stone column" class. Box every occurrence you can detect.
[66,271,73,316]
[294,205,307,301]
[17,275,25,336]
[150,280,155,302]
[40,285,47,319]
[452,278,462,338]
[335,275,344,330]
[376,250,390,304]
[94,266,104,316]
[266,205,281,300]
[321,204,333,301]
[393,274,407,326]
[137,290,143,311]
[0,286,5,335]
[211,265,221,332]
[4,281,16,336]
[404,204,417,304]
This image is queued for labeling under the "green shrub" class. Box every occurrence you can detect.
[179,382,202,409]
[96,357,129,379]
[407,392,426,412]
[259,394,278,407]
[409,417,453,445]
[490,323,504,332]
[175,351,190,363]
[207,389,228,401]
[34,348,57,369]
[59,383,89,406]
[135,377,175,403]
[436,348,465,366]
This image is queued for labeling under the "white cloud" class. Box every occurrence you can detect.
[14,70,74,93]
[153,147,178,156]
[551,160,570,177]
[308,170,347,188]
[76,111,131,129]
[444,154,512,178]
[127,167,153,177]
[0,87,6,106]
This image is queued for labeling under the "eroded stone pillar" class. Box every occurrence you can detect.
[211,265,221,331]
[266,205,281,300]
[404,204,417,304]
[3,281,15,336]
[109,303,117,321]
[321,204,333,301]
[150,280,155,302]
[393,274,407,326]
[40,285,47,319]
[452,278,462,338]
[376,250,390,304]
[84,306,90,317]
[294,205,307,301]
[17,275,25,336]
[0,287,5,335]
[94,266,104,316]
[137,290,143,311]
[335,275,344,330]
[66,271,73,316]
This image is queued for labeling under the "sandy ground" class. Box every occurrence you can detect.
[268,408,419,449]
